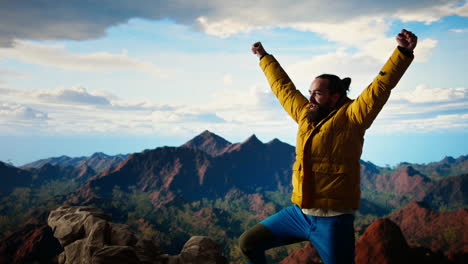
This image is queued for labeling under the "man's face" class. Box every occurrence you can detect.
[306,78,338,122]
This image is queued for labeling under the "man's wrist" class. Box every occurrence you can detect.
[398,46,414,57]
[259,53,269,60]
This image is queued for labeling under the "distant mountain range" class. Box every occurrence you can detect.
[21,152,129,172]
[0,130,466,263]
[1,130,466,211]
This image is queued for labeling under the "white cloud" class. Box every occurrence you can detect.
[193,0,468,38]
[391,84,467,103]
[290,17,389,47]
[1,80,466,138]
[371,113,468,133]
[196,16,257,38]
[451,28,468,33]
[0,41,165,76]
[366,84,468,133]
[35,86,111,106]
[0,102,49,120]
[1,0,466,46]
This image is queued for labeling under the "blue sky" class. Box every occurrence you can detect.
[0,0,467,166]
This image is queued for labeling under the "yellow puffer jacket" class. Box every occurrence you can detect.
[260,47,414,209]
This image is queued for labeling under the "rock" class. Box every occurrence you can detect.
[92,246,140,264]
[355,218,454,264]
[47,206,227,264]
[279,243,322,264]
[48,206,111,247]
[178,236,227,264]
[355,218,409,264]
[110,223,137,246]
[389,201,467,259]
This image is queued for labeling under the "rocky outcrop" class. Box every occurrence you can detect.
[47,206,227,264]
[280,218,456,264]
[389,201,468,260]
[355,218,409,264]
[356,218,454,264]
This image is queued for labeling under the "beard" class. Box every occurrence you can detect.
[306,103,333,123]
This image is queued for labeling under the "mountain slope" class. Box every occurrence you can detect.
[389,201,467,258]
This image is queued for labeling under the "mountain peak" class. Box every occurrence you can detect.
[182,130,231,156]
[267,138,281,145]
[441,156,456,164]
[223,134,264,153]
[91,152,110,158]
[243,134,262,144]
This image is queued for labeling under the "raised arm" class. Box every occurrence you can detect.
[252,42,309,123]
[347,29,417,129]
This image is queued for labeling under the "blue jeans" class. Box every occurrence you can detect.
[241,204,355,264]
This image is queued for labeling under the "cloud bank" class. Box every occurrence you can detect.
[1,0,467,46]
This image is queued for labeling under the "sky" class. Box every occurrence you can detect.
[0,0,467,167]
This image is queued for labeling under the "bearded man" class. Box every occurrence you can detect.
[239,29,418,264]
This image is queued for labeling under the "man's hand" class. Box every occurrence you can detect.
[252,42,267,58]
[396,29,417,51]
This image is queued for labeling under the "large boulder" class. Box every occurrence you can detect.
[355,218,409,264]
[47,206,227,264]
[172,236,227,264]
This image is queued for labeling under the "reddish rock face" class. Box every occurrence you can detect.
[355,218,409,264]
[389,201,468,260]
[375,166,432,199]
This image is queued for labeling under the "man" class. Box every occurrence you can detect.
[239,29,417,264]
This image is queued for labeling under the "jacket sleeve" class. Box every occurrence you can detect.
[347,47,414,129]
[260,55,309,123]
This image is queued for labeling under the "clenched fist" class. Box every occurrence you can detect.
[252,42,267,58]
[396,29,417,51]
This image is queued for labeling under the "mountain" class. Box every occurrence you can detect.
[360,163,434,209]
[71,133,295,207]
[0,209,62,264]
[27,163,96,185]
[1,131,466,263]
[396,155,468,180]
[389,201,467,259]
[0,161,33,195]
[375,166,432,197]
[21,152,129,172]
[71,147,214,207]
[0,161,97,196]
[181,130,232,156]
[422,173,468,210]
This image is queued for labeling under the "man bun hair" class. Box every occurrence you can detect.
[316,74,351,96]
[341,77,351,92]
